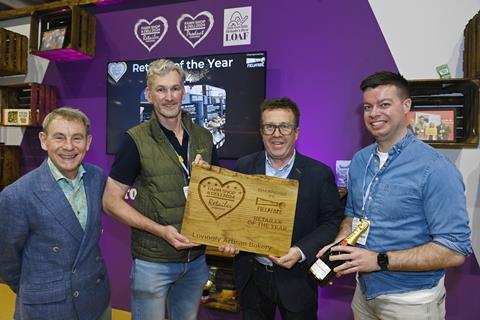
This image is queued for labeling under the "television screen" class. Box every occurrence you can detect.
[106,51,267,158]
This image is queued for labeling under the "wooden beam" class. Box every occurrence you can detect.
[0,0,102,21]
[0,1,36,9]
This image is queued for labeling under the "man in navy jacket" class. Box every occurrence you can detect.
[233,97,343,319]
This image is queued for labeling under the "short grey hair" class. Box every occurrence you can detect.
[147,59,186,88]
[42,107,91,135]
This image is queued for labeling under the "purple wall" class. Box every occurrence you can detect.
[38,0,480,318]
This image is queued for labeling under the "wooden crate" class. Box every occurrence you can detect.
[0,28,28,76]
[0,83,57,127]
[464,11,480,78]
[30,5,96,61]
[409,79,479,148]
[0,145,21,191]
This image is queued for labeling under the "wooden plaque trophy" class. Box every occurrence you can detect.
[181,164,299,256]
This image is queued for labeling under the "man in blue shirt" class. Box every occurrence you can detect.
[317,71,471,319]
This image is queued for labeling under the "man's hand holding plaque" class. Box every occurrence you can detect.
[181,164,299,256]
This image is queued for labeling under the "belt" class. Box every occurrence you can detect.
[255,260,274,272]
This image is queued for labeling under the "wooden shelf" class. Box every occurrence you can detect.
[408,78,479,148]
[0,28,28,77]
[0,0,105,21]
[29,5,96,61]
[464,11,480,78]
[0,145,21,191]
[0,83,57,127]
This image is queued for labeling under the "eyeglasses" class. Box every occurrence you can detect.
[260,123,297,135]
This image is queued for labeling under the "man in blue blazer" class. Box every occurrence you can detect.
[232,98,344,319]
[0,108,110,320]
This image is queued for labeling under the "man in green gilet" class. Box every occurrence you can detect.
[103,59,216,320]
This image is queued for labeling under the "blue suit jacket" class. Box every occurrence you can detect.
[233,151,344,312]
[0,160,110,320]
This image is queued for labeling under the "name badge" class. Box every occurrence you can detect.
[352,217,370,245]
[183,186,189,199]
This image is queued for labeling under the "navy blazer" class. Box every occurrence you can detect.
[233,151,343,312]
[0,160,110,320]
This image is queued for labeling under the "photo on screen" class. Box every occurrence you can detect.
[406,108,456,142]
[107,52,267,158]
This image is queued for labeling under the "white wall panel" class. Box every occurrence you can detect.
[369,0,480,79]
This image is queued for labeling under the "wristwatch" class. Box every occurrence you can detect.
[377,252,389,271]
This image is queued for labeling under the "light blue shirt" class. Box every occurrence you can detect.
[346,130,471,299]
[265,150,296,179]
[47,158,88,230]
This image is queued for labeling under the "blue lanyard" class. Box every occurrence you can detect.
[361,152,381,218]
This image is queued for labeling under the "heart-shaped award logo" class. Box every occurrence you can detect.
[176,11,214,48]
[108,62,127,82]
[198,177,245,220]
[134,16,168,52]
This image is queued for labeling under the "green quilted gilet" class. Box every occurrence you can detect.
[128,112,213,262]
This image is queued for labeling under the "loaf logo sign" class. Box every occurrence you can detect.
[108,62,127,82]
[224,6,251,46]
[177,11,214,48]
[198,177,245,220]
[134,16,168,52]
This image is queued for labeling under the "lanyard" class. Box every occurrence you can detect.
[167,125,190,182]
[361,152,381,217]
[176,152,190,181]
